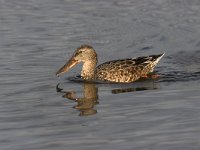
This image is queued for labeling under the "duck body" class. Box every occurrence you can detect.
[95,54,164,82]
[56,45,164,83]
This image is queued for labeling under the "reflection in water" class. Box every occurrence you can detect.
[56,81,157,116]
[111,86,155,94]
[57,83,98,116]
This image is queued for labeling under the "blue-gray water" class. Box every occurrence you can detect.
[1,0,200,150]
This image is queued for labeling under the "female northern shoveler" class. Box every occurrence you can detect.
[56,45,165,83]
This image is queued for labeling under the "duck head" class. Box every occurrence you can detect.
[56,45,97,77]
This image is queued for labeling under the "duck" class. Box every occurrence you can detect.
[56,45,165,83]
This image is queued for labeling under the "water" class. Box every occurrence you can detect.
[1,0,200,149]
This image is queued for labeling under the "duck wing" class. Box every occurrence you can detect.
[95,53,164,82]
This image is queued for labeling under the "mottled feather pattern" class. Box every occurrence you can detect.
[95,53,164,82]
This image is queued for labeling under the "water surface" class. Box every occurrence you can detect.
[1,0,200,150]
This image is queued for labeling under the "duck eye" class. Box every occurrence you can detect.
[74,50,83,57]
[78,50,83,54]
[79,49,86,54]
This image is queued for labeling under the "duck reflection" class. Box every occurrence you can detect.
[111,86,154,94]
[57,83,98,116]
[56,81,157,116]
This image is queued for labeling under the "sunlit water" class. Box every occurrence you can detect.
[1,0,200,150]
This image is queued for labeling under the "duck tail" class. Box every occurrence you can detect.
[150,52,165,63]
[147,53,165,73]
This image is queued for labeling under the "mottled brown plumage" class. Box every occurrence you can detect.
[56,45,165,83]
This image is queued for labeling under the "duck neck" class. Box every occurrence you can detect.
[81,60,97,80]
